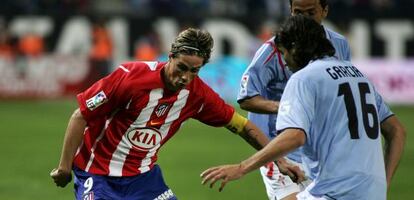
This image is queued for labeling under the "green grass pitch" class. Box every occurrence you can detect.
[0,99,412,199]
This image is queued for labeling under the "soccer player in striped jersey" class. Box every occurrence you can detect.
[202,15,405,200]
[50,28,273,200]
[237,0,351,199]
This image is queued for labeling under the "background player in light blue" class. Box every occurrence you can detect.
[202,15,406,200]
[237,0,351,199]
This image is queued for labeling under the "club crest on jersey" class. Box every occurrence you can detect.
[86,91,107,111]
[155,103,170,117]
[127,127,162,151]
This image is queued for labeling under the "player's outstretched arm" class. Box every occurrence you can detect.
[225,112,305,182]
[50,108,87,187]
[225,111,269,150]
[201,128,305,191]
[381,115,406,189]
[238,120,270,150]
[239,95,279,114]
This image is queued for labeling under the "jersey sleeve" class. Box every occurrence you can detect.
[373,86,394,122]
[276,77,316,136]
[237,42,279,102]
[77,65,131,122]
[194,85,235,127]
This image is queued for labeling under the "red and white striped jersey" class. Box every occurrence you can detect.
[74,61,234,177]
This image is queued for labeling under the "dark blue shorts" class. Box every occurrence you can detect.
[73,165,177,200]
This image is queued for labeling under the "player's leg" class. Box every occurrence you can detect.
[282,193,299,200]
[260,162,301,200]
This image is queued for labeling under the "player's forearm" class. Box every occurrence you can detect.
[239,121,270,150]
[381,116,406,185]
[58,108,87,171]
[239,121,288,165]
[239,129,305,175]
[384,133,405,185]
[239,96,279,114]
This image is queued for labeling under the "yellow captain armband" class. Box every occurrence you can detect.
[225,112,248,134]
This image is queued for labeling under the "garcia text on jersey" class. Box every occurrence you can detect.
[326,65,364,80]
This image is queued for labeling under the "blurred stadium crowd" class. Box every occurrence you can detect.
[1,0,413,60]
[0,0,412,17]
[0,0,413,101]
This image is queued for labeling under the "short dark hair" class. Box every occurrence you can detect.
[170,28,213,65]
[289,0,328,9]
[274,15,335,69]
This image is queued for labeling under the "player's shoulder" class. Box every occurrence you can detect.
[113,61,165,90]
[119,61,161,73]
[262,37,277,49]
[190,76,210,91]
[256,37,278,58]
[324,27,348,43]
[248,37,282,69]
[189,76,218,97]
[116,61,163,87]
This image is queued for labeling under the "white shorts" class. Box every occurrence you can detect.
[297,190,329,200]
[296,182,335,200]
[259,158,311,200]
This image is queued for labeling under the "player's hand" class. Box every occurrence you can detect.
[200,164,244,192]
[50,168,72,187]
[275,158,306,183]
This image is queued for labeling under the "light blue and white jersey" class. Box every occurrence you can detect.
[276,57,393,199]
[238,37,291,139]
[237,27,351,163]
[325,27,351,61]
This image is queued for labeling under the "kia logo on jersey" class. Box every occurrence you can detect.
[155,103,170,117]
[127,127,162,151]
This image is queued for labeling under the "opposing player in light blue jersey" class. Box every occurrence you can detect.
[238,0,351,199]
[202,15,405,200]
